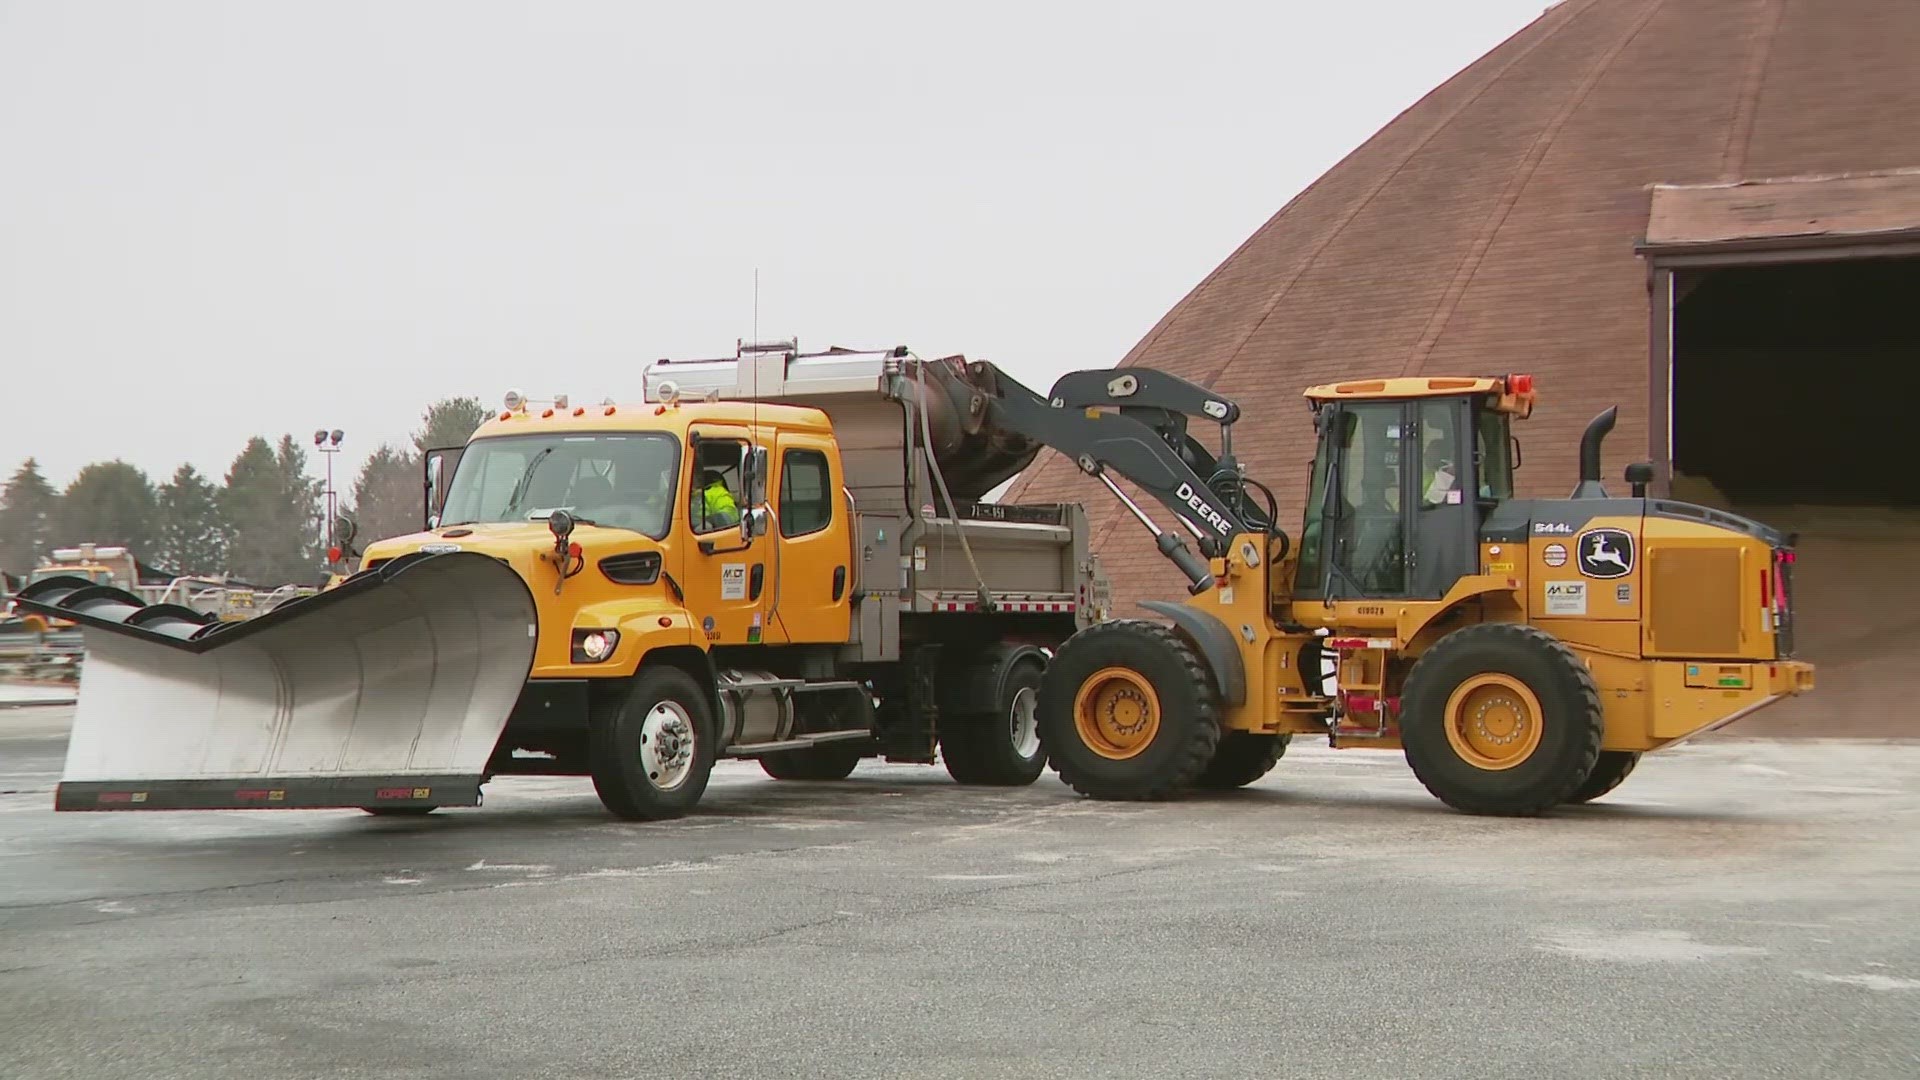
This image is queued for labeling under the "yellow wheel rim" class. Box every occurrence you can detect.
[1072,667,1161,760]
[1442,673,1543,771]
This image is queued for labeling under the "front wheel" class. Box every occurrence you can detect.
[1399,623,1603,816]
[590,666,716,821]
[1036,620,1221,800]
[1194,733,1289,790]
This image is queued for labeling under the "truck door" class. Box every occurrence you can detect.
[680,427,773,646]
[769,433,853,644]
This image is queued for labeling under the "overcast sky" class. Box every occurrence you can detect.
[0,0,1552,492]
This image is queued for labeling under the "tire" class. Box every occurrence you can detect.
[939,658,1047,786]
[589,665,717,821]
[1036,620,1221,800]
[1564,750,1639,804]
[359,806,436,817]
[1399,623,1604,816]
[1194,732,1289,790]
[758,744,862,781]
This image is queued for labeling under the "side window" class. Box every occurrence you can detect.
[690,438,746,534]
[1417,400,1466,509]
[779,449,832,538]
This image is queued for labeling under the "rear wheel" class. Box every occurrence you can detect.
[1037,620,1220,800]
[1194,732,1289,790]
[1399,623,1603,816]
[940,658,1047,786]
[759,744,862,781]
[590,666,716,821]
[1564,750,1639,804]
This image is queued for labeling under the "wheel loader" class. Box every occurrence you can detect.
[14,343,1111,818]
[1030,372,1815,814]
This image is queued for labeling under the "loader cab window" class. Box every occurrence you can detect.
[438,433,678,538]
[1296,396,1481,600]
[1475,406,1514,501]
[689,439,747,534]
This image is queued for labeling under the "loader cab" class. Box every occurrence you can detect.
[1294,376,1529,601]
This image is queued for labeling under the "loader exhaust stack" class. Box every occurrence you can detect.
[1570,405,1618,499]
[11,552,537,811]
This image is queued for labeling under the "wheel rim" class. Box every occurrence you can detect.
[1442,673,1544,771]
[1072,667,1161,760]
[1008,686,1041,759]
[639,700,697,790]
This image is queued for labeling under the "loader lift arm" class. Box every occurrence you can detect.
[915,357,1265,594]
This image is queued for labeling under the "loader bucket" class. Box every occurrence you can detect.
[10,552,536,812]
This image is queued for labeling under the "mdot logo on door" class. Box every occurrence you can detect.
[720,563,747,601]
[1576,528,1635,579]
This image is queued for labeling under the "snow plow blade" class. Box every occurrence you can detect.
[10,552,536,812]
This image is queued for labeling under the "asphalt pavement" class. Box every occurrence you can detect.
[2,707,1917,1079]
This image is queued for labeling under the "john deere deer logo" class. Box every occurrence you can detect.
[1576,528,1634,579]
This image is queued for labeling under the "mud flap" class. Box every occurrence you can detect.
[12,552,537,811]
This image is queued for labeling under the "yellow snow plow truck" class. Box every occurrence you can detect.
[15,343,1111,817]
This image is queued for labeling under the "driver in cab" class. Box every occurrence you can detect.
[698,469,740,530]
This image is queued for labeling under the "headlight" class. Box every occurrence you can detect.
[572,629,620,663]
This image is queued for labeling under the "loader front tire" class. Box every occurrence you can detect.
[1399,623,1603,816]
[590,666,716,821]
[1194,732,1289,790]
[1037,620,1220,800]
[758,745,862,781]
[1564,750,1639,804]
[940,657,1047,786]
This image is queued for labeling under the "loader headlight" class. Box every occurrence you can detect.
[573,629,620,663]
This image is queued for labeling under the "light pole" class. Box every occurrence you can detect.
[314,429,344,566]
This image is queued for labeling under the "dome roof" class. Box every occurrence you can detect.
[1009,0,1920,603]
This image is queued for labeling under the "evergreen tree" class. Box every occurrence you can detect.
[415,397,489,452]
[154,463,228,575]
[349,444,424,546]
[275,434,325,571]
[59,461,158,555]
[0,458,61,575]
[222,437,313,585]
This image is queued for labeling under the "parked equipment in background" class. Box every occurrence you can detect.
[15,342,1110,818]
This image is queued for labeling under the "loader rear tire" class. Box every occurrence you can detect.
[758,745,862,781]
[1037,620,1220,800]
[940,657,1047,786]
[1564,750,1639,804]
[1399,623,1603,816]
[590,666,716,821]
[1194,732,1289,790]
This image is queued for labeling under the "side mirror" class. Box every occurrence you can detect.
[741,445,770,508]
[741,506,771,542]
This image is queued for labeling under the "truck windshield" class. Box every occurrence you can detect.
[440,433,680,539]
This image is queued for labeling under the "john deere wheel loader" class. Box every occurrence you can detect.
[1029,373,1814,815]
[14,343,1110,819]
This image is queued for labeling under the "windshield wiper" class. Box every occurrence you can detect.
[500,447,554,520]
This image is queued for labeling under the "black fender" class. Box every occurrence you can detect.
[942,642,1050,715]
[1138,601,1246,708]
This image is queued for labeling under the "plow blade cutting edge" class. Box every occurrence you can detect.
[10,552,537,812]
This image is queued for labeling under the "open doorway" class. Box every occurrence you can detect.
[1672,255,1920,507]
